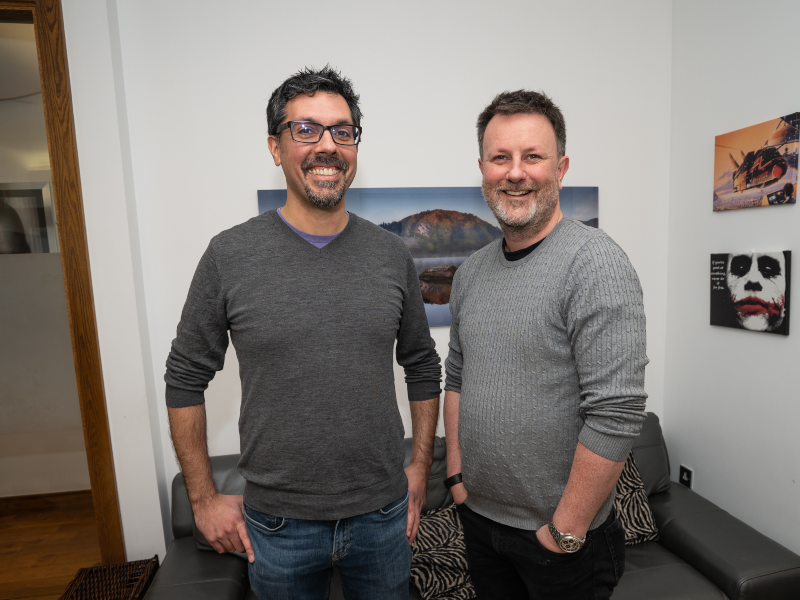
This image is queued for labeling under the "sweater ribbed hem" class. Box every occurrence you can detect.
[464,491,615,532]
[165,385,205,408]
[243,470,408,520]
[408,381,441,401]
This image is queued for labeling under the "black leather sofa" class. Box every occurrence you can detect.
[144,413,800,599]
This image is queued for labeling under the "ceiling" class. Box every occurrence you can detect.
[0,22,49,174]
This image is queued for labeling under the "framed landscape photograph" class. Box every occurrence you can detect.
[713,113,799,211]
[258,186,599,327]
[710,251,791,335]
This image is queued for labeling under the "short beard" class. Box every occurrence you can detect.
[302,155,349,209]
[482,175,560,239]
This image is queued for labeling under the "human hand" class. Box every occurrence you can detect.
[193,493,255,563]
[536,524,566,554]
[405,461,430,545]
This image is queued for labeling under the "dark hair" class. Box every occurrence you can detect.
[267,65,362,136]
[476,90,566,158]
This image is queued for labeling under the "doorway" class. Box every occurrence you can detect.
[0,1,125,596]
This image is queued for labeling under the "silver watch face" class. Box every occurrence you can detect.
[558,535,583,553]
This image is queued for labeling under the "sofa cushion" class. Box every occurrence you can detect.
[631,412,671,497]
[614,542,727,600]
[410,504,475,600]
[614,452,659,545]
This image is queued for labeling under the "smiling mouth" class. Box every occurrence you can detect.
[307,167,340,176]
[733,296,783,317]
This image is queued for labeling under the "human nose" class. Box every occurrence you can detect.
[506,157,525,182]
[315,128,338,153]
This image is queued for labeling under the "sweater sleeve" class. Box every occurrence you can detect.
[164,243,230,407]
[443,266,464,393]
[395,254,442,401]
[564,235,649,461]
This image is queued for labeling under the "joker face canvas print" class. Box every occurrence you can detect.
[711,251,791,335]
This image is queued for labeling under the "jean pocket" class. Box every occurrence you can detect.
[244,505,287,533]
[379,492,409,516]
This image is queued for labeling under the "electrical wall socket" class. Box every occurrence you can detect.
[679,465,694,489]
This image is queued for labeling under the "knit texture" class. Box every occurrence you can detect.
[165,210,441,520]
[445,218,648,531]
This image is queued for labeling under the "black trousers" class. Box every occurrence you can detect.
[457,504,625,600]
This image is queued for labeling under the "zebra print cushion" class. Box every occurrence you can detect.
[411,504,476,600]
[614,452,659,545]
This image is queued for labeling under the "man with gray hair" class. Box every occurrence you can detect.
[165,66,441,599]
[443,90,648,599]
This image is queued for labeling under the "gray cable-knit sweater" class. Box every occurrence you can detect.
[165,210,442,520]
[445,218,648,531]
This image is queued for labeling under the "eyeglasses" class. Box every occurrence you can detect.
[275,121,362,146]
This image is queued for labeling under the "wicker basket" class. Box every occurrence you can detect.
[58,555,159,600]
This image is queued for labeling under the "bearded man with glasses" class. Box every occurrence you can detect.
[165,66,441,600]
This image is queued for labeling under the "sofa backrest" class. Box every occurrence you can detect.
[631,412,671,496]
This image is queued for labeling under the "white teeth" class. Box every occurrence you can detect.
[505,191,529,196]
[310,167,339,175]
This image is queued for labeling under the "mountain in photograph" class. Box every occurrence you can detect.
[379,209,502,258]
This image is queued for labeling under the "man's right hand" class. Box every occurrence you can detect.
[451,482,468,505]
[193,493,255,563]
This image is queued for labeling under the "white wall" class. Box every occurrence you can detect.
[62,0,673,552]
[114,0,672,505]
[0,254,90,496]
[60,0,165,560]
[666,0,800,554]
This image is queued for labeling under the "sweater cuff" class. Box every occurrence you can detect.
[165,385,206,408]
[407,381,441,402]
[578,425,635,462]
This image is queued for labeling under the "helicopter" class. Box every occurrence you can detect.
[727,113,799,193]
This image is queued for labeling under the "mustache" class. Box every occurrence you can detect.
[301,155,348,173]
[494,183,540,194]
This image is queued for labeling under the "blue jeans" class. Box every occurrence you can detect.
[245,493,412,600]
[457,503,625,600]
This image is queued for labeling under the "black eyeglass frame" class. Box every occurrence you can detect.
[275,121,363,146]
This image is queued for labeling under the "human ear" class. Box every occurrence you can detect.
[267,136,282,167]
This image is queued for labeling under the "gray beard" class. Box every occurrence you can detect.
[482,177,560,239]
[304,179,346,209]
[301,155,349,209]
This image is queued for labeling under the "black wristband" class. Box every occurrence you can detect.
[444,473,463,489]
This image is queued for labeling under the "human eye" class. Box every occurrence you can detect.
[292,122,320,139]
[332,126,355,141]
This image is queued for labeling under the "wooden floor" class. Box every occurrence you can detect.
[0,491,102,600]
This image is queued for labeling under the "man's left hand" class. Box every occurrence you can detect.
[405,461,430,545]
[536,524,566,554]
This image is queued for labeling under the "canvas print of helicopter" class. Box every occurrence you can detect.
[713,113,799,211]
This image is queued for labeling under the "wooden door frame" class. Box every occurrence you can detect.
[0,0,126,564]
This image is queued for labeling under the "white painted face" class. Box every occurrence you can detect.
[726,252,787,331]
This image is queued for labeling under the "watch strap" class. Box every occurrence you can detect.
[443,473,463,489]
[548,522,586,553]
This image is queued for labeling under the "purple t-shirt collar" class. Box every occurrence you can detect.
[277,207,348,249]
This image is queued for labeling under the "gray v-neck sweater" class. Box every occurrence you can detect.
[165,210,441,520]
[445,218,648,531]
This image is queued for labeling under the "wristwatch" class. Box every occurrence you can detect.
[547,522,586,553]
